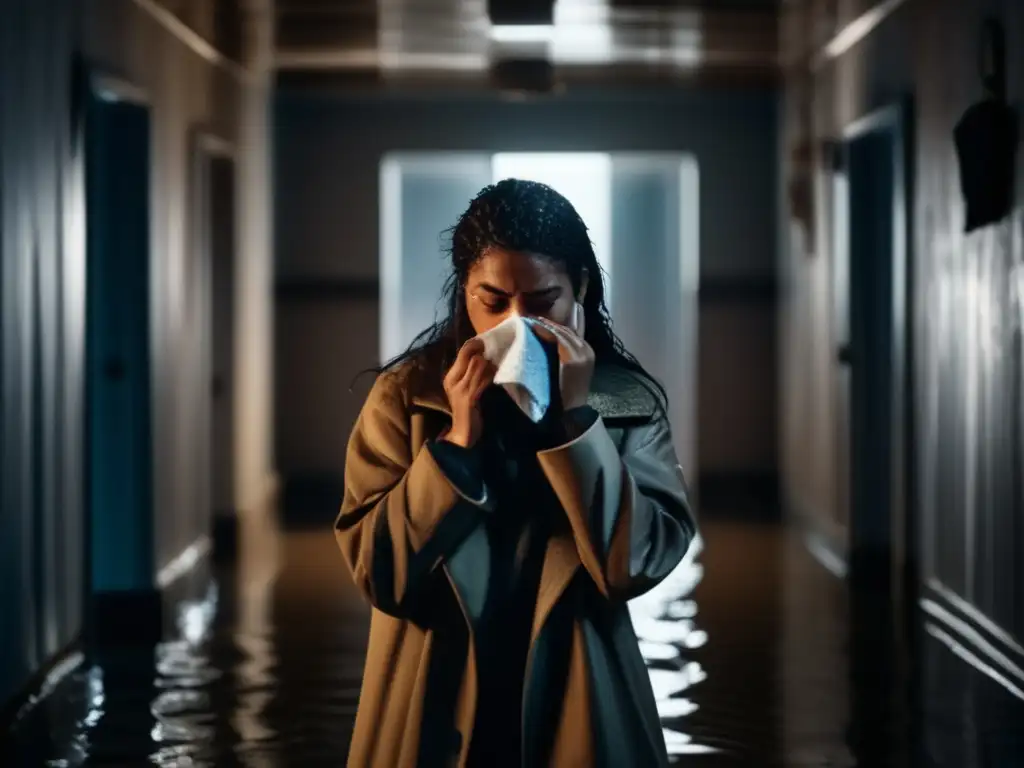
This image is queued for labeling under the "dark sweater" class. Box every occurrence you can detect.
[426,348,598,766]
[469,389,555,765]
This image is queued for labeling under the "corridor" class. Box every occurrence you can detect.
[4,0,1024,765]
[6,509,1022,767]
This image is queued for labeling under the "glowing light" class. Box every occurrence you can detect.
[488,24,554,44]
[491,153,613,305]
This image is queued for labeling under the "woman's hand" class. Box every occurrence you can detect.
[532,308,595,412]
[442,338,496,448]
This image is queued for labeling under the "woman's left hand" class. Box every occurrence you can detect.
[532,308,595,411]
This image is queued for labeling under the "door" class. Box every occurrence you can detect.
[848,128,896,575]
[209,154,237,523]
[191,136,237,541]
[84,79,154,596]
[836,102,915,765]
[833,102,912,588]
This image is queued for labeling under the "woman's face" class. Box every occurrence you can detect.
[464,247,582,336]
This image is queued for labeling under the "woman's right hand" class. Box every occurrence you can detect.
[442,338,495,448]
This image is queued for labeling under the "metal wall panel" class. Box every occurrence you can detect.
[0,0,82,708]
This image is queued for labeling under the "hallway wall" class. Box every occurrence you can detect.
[0,0,272,709]
[778,0,1024,643]
[0,0,83,711]
[272,85,779,508]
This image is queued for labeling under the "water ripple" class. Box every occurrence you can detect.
[16,523,1001,767]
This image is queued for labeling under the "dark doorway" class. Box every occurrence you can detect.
[833,101,914,592]
[192,134,237,552]
[83,76,155,629]
[834,101,918,765]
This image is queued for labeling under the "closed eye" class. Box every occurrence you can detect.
[478,296,508,312]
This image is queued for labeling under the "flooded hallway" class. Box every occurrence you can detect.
[2,0,1023,766]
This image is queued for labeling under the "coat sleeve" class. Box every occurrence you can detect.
[536,411,696,601]
[335,375,491,618]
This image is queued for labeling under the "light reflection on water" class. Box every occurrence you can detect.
[630,532,714,760]
[15,528,720,766]
[19,523,1016,767]
[148,585,223,767]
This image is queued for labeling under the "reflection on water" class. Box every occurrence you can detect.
[5,520,754,767]
[631,533,718,758]
[11,519,1019,767]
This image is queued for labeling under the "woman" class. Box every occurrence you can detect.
[336,179,696,767]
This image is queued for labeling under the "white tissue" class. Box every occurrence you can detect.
[476,314,550,422]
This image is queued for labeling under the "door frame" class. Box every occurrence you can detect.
[838,97,916,600]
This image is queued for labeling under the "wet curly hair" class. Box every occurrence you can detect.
[376,178,667,409]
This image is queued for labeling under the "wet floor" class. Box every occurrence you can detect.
[4,514,1022,767]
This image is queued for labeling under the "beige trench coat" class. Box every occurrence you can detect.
[335,364,696,767]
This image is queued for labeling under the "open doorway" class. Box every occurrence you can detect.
[84,75,156,635]
[832,101,914,594]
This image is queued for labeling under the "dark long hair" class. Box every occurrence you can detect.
[373,178,667,410]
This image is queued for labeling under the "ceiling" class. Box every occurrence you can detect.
[273,0,781,84]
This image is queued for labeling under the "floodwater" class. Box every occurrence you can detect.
[5,515,1021,767]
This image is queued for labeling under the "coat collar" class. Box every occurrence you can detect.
[409,364,658,422]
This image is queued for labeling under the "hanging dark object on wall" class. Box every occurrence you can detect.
[787,71,816,248]
[953,17,1018,233]
[787,139,813,234]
